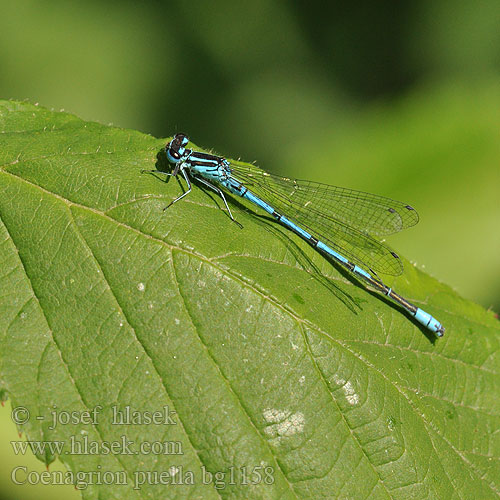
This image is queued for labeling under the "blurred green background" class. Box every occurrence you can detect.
[0,1,499,497]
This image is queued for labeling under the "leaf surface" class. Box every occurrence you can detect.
[0,101,499,499]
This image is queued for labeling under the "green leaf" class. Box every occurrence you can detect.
[0,100,499,500]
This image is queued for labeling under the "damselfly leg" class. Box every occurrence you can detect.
[195,176,242,227]
[163,167,192,211]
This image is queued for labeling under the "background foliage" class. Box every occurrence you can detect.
[0,1,499,499]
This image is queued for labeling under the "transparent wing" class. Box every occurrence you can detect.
[230,163,419,276]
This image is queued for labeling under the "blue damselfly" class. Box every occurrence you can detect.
[145,133,445,336]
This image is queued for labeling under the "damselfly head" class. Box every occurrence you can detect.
[166,133,190,164]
